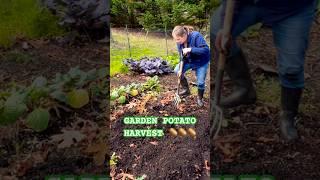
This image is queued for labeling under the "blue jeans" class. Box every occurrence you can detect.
[174,62,209,90]
[210,1,317,88]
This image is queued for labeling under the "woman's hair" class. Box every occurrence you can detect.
[172,25,194,37]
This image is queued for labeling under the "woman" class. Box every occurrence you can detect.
[172,25,210,107]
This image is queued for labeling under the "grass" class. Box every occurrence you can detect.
[0,0,64,48]
[255,74,317,115]
[110,29,180,76]
[255,74,281,107]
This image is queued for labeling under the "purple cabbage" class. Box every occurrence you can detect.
[123,57,173,75]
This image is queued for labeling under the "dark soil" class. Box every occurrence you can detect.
[110,72,211,179]
[0,38,108,86]
[0,38,109,179]
[211,19,320,180]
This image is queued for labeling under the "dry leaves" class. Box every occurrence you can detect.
[50,130,86,149]
[214,133,241,163]
[149,141,159,145]
[72,118,99,143]
[129,144,137,148]
[14,149,49,177]
[111,109,125,121]
[177,103,186,112]
[15,160,33,177]
[84,141,108,166]
[125,100,139,109]
[114,172,135,180]
[160,92,174,106]
[136,94,152,114]
[257,136,278,143]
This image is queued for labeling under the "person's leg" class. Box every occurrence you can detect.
[210,4,261,108]
[195,62,209,106]
[272,0,317,141]
[174,62,192,96]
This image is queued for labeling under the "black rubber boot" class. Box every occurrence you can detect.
[179,76,190,97]
[197,89,205,107]
[280,86,302,142]
[220,49,256,108]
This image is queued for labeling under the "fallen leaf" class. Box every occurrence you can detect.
[136,94,151,114]
[111,109,125,121]
[214,133,241,143]
[215,142,232,156]
[129,144,136,148]
[115,173,135,180]
[125,100,138,109]
[132,163,137,168]
[72,118,98,131]
[71,118,99,143]
[15,160,33,177]
[194,164,201,172]
[255,63,278,75]
[50,130,86,149]
[160,92,174,106]
[84,141,108,166]
[159,110,167,114]
[214,133,241,162]
[110,165,116,179]
[31,150,49,164]
[149,141,158,145]
[177,104,186,112]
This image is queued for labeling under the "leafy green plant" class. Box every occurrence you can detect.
[25,108,50,132]
[0,92,27,125]
[110,152,118,166]
[0,66,108,132]
[110,76,161,107]
[67,89,90,109]
[165,54,179,69]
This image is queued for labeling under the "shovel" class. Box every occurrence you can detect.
[210,0,235,139]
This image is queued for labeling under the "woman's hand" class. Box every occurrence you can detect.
[215,30,232,55]
[182,48,192,56]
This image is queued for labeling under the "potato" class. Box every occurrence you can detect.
[187,128,196,139]
[169,128,178,137]
[178,128,187,137]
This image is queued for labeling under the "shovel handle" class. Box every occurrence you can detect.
[177,59,184,95]
[217,0,235,70]
[215,0,235,105]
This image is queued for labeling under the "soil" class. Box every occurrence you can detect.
[211,19,320,180]
[0,38,109,179]
[110,73,211,179]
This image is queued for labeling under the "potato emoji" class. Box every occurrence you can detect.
[169,128,178,137]
[187,128,196,139]
[178,128,187,137]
